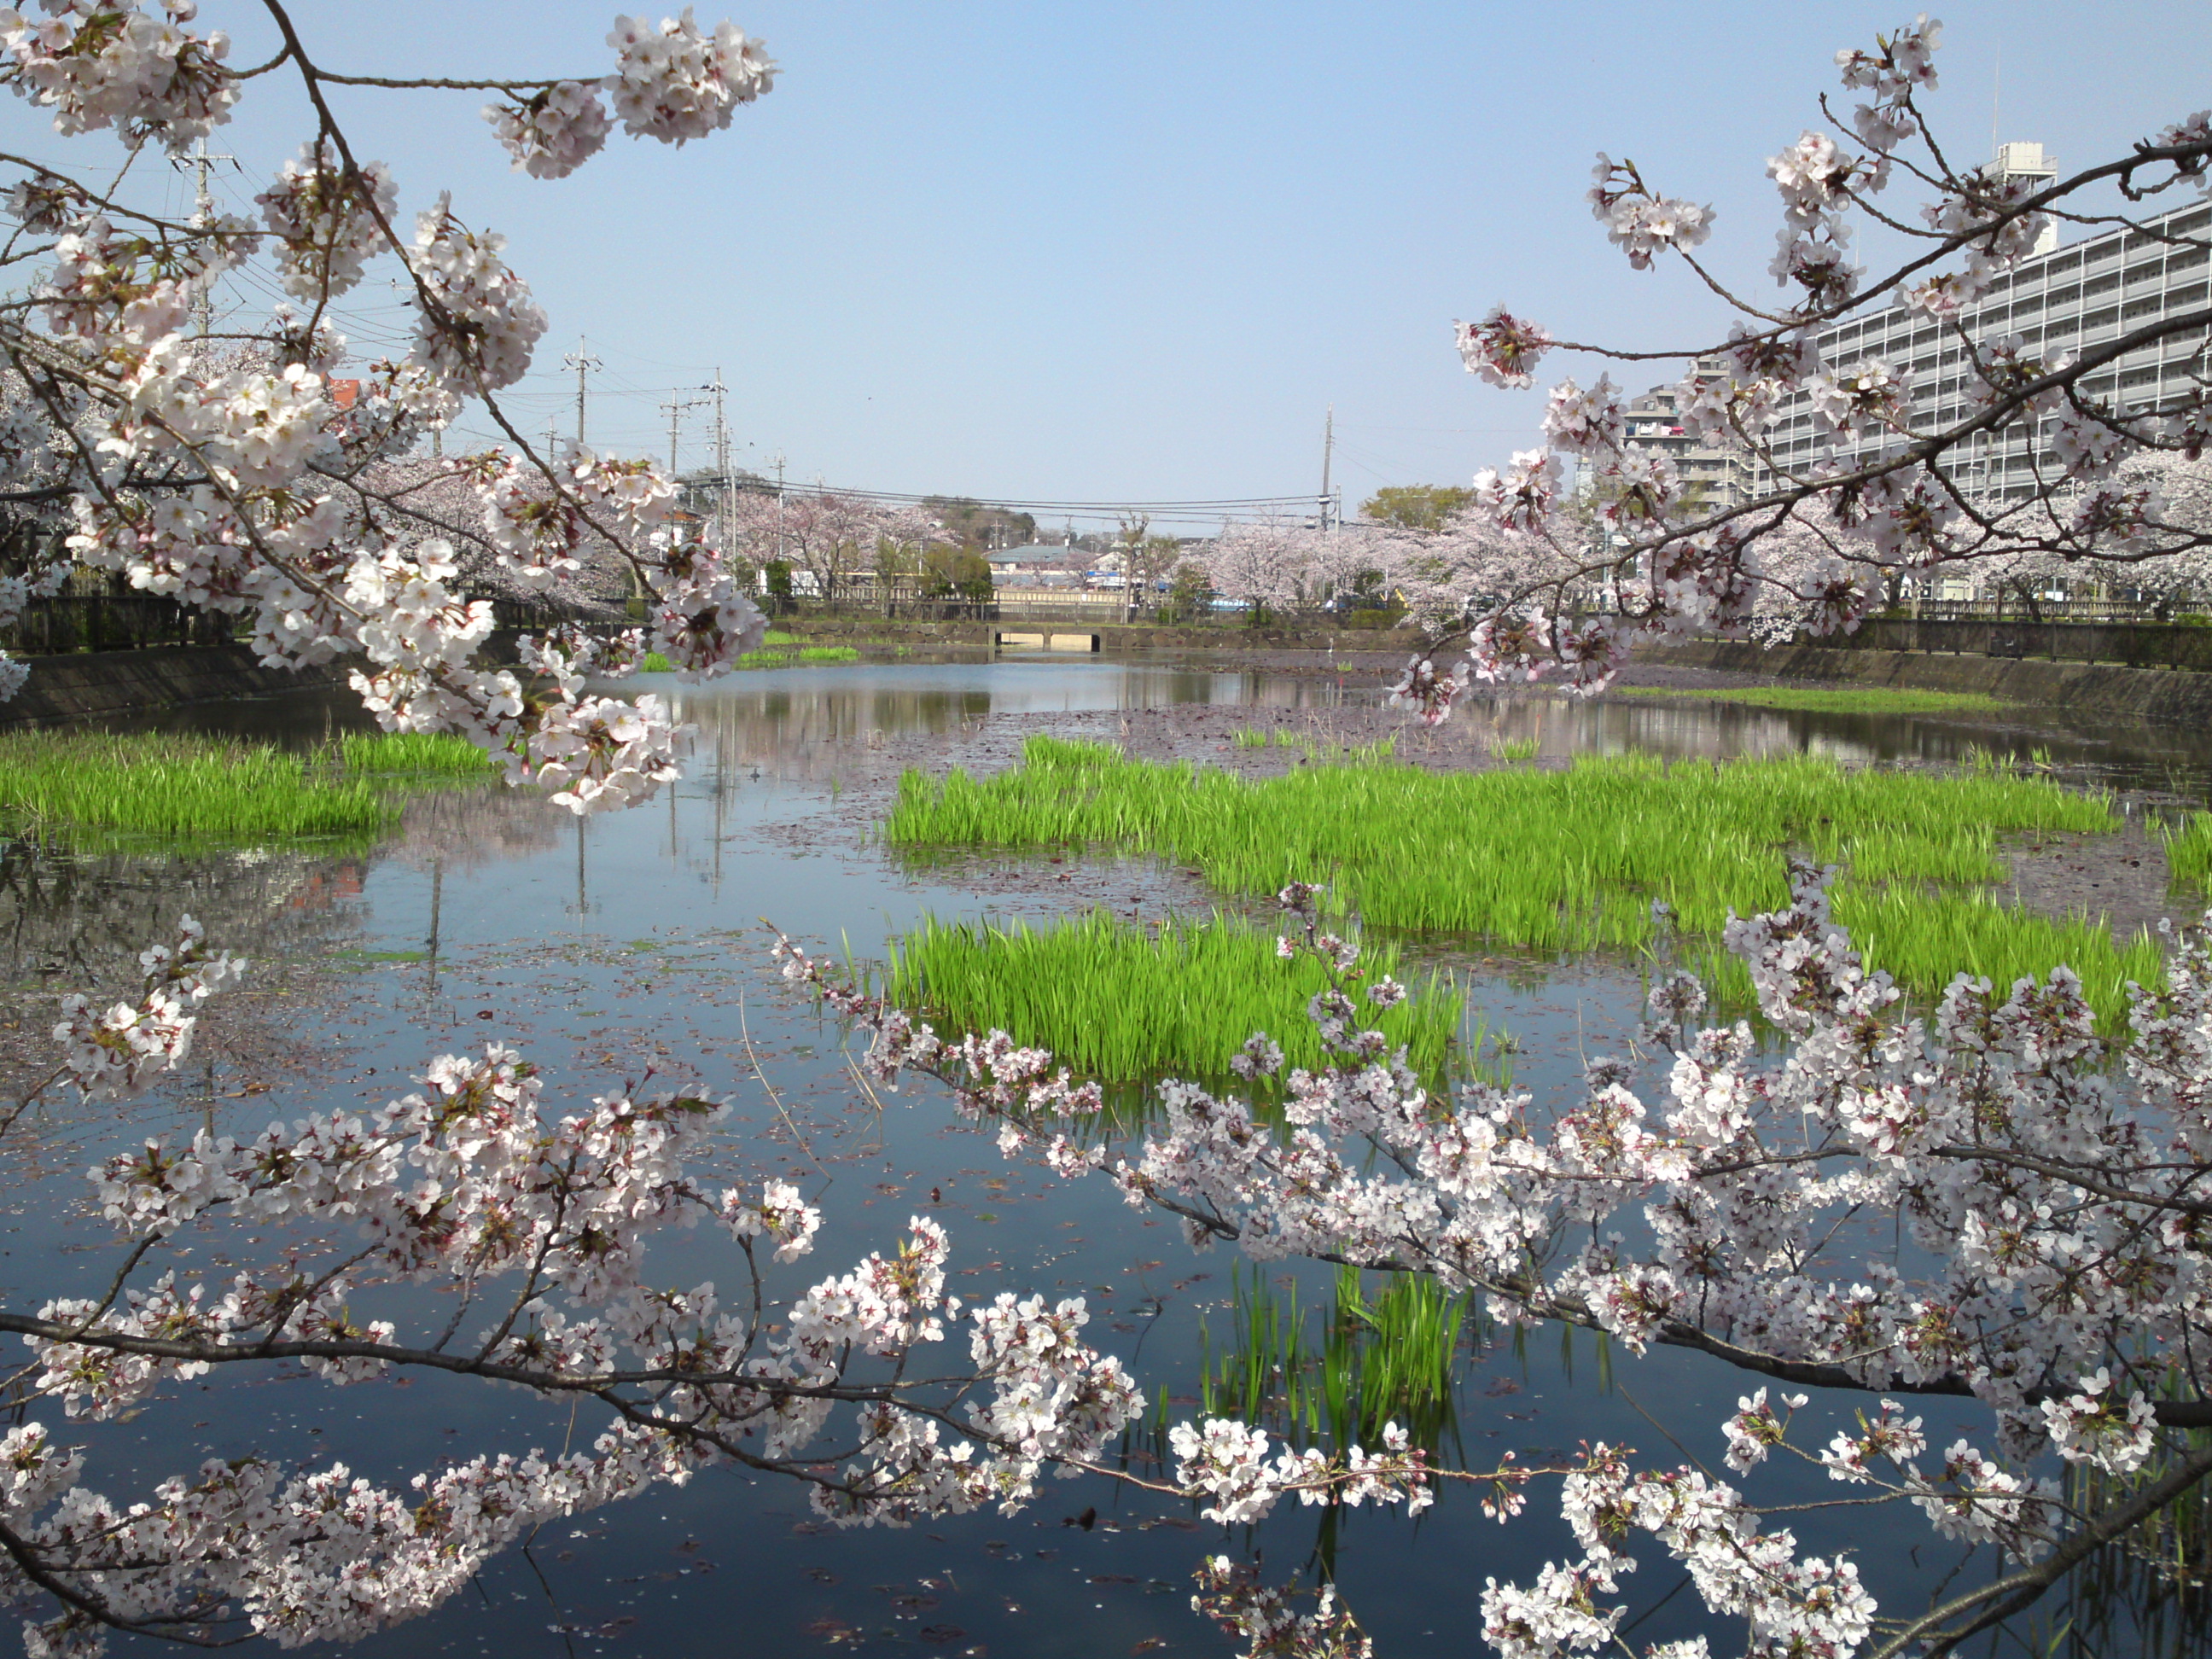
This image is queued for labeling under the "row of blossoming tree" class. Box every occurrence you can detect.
[0,5,2209,1657]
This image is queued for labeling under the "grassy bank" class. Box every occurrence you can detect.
[0,731,495,844]
[1614,685,2012,715]
[882,908,1464,1082]
[888,737,2158,1028]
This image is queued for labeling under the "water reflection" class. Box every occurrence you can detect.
[7,658,2212,1657]
[1467,689,2212,799]
[647,659,1354,780]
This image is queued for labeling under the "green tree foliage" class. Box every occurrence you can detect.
[1360,484,1474,533]
[922,546,993,601]
[924,496,1038,549]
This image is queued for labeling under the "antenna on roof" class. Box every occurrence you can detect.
[1991,44,2000,165]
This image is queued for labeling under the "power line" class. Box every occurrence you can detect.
[761,480,1319,515]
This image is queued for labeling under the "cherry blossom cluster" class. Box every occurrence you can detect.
[0,4,779,802]
[1168,1417,1432,1525]
[1587,154,1714,271]
[52,913,242,1098]
[403,195,546,395]
[1192,1557,1375,1659]
[0,0,235,151]
[254,143,398,301]
[484,79,613,179]
[1405,17,2212,715]
[605,9,774,146]
[485,9,775,175]
[0,933,1185,1650]
[1481,1444,1878,1659]
[1453,306,1553,390]
[795,854,2212,1652]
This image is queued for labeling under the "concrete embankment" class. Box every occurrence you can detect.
[0,646,344,727]
[773,616,1397,651]
[1636,638,2212,723]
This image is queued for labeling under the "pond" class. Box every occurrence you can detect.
[9,655,2211,1659]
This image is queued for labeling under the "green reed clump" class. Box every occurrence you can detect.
[1833,883,2163,1021]
[888,736,2150,1027]
[1198,1264,1469,1456]
[337,731,496,776]
[1489,736,1541,761]
[736,645,861,668]
[639,638,848,672]
[0,732,392,841]
[882,908,1462,1082]
[0,730,502,845]
[1233,728,1267,748]
[1615,685,2012,715]
[2165,813,2212,897]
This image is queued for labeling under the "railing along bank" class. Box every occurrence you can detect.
[1811,614,2212,671]
[0,594,632,657]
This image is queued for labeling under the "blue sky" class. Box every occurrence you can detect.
[8,3,2209,528]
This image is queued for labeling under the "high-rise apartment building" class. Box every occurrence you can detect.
[1754,175,2208,514]
[1622,361,1756,512]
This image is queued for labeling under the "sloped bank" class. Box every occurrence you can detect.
[1635,638,2212,724]
[0,646,345,728]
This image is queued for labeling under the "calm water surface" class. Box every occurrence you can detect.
[8,658,2204,1658]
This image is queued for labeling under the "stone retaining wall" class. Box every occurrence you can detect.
[0,646,344,728]
[1635,638,2212,723]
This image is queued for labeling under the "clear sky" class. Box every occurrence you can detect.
[7,3,2209,528]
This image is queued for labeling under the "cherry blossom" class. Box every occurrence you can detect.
[605,9,774,147]
[1394,16,2211,724]
[485,80,612,178]
[254,143,396,301]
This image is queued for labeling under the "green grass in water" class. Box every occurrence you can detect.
[888,736,2158,1030]
[636,635,851,673]
[0,731,492,844]
[337,731,497,776]
[1615,685,2012,715]
[1197,1264,1470,1456]
[2165,813,2212,899]
[883,908,1463,1083]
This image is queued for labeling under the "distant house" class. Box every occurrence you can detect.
[984,544,1068,585]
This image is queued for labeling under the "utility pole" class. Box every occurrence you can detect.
[771,450,786,568]
[170,138,236,338]
[704,369,731,552]
[661,395,707,538]
[563,341,602,450]
[1318,405,1335,532]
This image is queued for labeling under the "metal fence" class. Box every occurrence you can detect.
[0,593,235,655]
[1909,597,2195,624]
[1825,614,2212,671]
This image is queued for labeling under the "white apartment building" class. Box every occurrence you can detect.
[1624,361,1756,511]
[1755,162,2209,524]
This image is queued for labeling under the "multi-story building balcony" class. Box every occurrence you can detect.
[1752,179,2208,510]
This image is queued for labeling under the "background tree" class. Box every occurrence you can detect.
[727,492,938,609]
[1361,483,1475,533]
